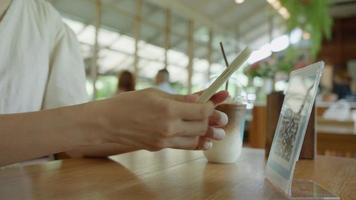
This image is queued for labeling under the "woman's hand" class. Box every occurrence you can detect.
[88,88,228,151]
[0,88,228,165]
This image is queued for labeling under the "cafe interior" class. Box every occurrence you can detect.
[1,0,356,199]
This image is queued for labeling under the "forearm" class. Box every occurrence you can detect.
[0,104,96,166]
[63,143,140,158]
[0,89,229,166]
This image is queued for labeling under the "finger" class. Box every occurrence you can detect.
[204,127,225,140]
[167,136,214,150]
[184,94,199,103]
[164,90,228,105]
[203,140,213,150]
[161,92,225,120]
[162,93,212,120]
[209,110,228,127]
[209,91,229,105]
[176,119,208,137]
[166,136,200,150]
[163,93,198,103]
[171,101,214,120]
[196,137,213,150]
[193,90,204,96]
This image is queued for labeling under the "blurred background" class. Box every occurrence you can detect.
[49,0,356,158]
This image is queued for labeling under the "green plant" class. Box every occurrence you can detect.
[95,75,118,99]
[244,46,303,83]
[245,62,275,79]
[280,0,333,57]
[275,46,300,72]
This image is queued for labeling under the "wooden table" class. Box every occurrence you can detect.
[317,132,356,157]
[317,118,356,157]
[248,105,267,148]
[1,148,356,200]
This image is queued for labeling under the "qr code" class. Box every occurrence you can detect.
[274,108,301,162]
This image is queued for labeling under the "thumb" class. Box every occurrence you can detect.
[188,90,229,104]
[209,91,229,105]
[170,94,199,103]
[167,91,229,105]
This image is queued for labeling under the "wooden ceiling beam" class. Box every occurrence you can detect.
[145,0,231,34]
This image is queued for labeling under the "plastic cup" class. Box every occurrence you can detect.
[204,103,247,163]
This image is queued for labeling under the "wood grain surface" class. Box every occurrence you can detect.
[0,148,355,200]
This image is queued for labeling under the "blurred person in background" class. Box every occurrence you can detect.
[117,70,135,93]
[333,68,352,100]
[155,68,176,94]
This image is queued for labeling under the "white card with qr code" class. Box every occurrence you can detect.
[265,62,324,196]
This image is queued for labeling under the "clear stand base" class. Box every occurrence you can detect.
[289,179,340,200]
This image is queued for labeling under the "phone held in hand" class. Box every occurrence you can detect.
[198,47,251,103]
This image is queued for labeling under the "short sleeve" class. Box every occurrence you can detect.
[42,24,89,109]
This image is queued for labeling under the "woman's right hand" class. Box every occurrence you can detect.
[84,88,228,152]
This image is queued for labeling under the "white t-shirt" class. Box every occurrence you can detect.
[0,0,88,114]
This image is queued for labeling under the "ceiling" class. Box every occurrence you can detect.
[330,0,356,18]
[49,0,286,64]
[48,0,355,78]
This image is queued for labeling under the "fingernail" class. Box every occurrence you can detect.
[203,141,213,150]
[219,112,228,126]
[213,129,225,140]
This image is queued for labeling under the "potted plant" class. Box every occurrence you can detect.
[280,0,333,57]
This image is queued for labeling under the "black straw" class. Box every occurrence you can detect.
[219,42,230,91]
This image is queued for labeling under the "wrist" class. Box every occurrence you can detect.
[75,98,128,147]
[70,102,108,147]
[50,102,107,149]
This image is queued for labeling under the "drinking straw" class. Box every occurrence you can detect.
[198,47,251,103]
[219,42,230,91]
